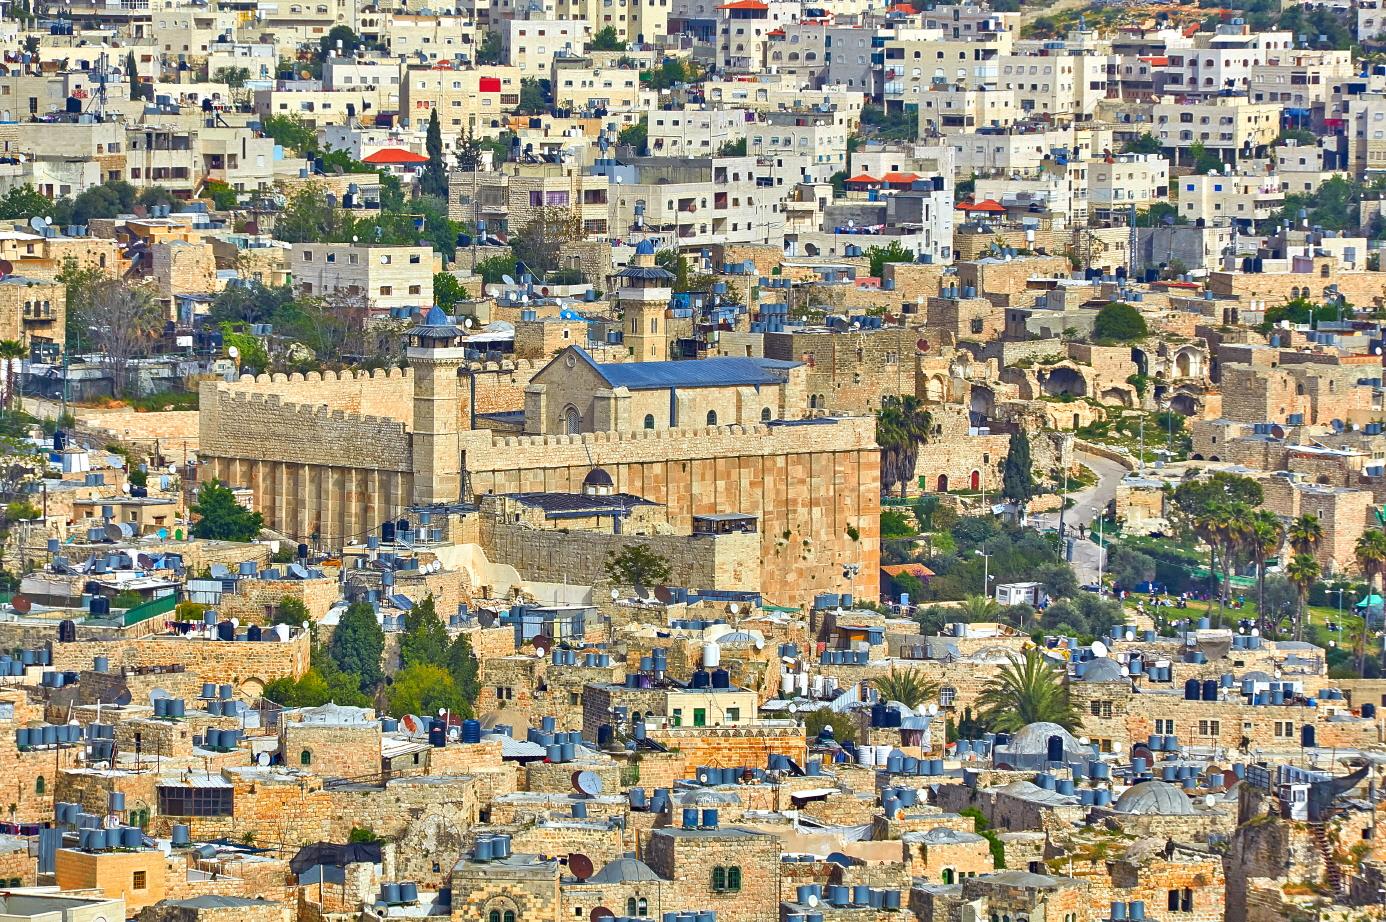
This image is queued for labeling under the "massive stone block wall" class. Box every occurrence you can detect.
[461,418,880,605]
[479,521,760,593]
[46,633,312,691]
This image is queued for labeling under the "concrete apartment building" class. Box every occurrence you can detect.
[748,109,848,185]
[399,64,522,133]
[918,86,1018,135]
[1178,172,1285,227]
[1163,26,1295,96]
[646,107,748,158]
[1150,97,1281,164]
[596,155,783,248]
[717,0,801,72]
[197,127,277,193]
[502,18,592,76]
[881,32,1012,110]
[551,59,649,112]
[290,244,437,312]
[1087,153,1169,219]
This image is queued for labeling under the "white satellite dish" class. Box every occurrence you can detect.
[1090,639,1108,658]
[729,603,740,615]
[1112,741,1123,753]
[167,463,178,474]
[227,345,240,361]
[1204,794,1217,808]
[610,588,620,600]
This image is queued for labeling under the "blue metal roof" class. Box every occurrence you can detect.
[572,348,798,390]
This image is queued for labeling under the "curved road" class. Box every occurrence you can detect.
[1029,451,1130,585]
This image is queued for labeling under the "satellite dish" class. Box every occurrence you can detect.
[573,770,604,797]
[29,216,46,233]
[916,338,930,351]
[729,602,740,615]
[121,482,131,494]
[611,588,620,601]
[1090,640,1109,658]
[115,690,132,706]
[1204,794,1217,808]
[590,909,614,922]
[157,528,169,540]
[104,523,124,542]
[227,345,240,360]
[806,894,820,907]
[927,703,938,716]
[11,595,30,613]
[569,853,594,882]
[256,752,271,767]
[401,714,425,735]
[167,464,177,474]
[533,634,553,655]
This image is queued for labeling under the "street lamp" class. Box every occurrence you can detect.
[976,546,993,597]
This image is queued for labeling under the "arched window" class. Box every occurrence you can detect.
[942,868,955,884]
[761,407,772,422]
[712,867,726,891]
[706,410,717,426]
[489,913,500,922]
[35,776,44,795]
[638,899,647,914]
[627,898,638,915]
[726,867,741,891]
[712,866,741,891]
[644,414,655,429]
[300,749,312,766]
[504,913,515,922]
[564,406,581,434]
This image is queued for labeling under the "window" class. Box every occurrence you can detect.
[1155,719,1175,734]
[300,749,312,765]
[157,784,233,817]
[726,708,740,721]
[1168,889,1193,912]
[761,407,772,422]
[672,708,682,727]
[35,776,44,794]
[712,866,742,891]
[693,708,707,727]
[1089,700,1112,718]
[496,686,514,701]
[1198,719,1221,736]
[132,871,147,890]
[380,286,393,296]
[706,411,718,426]
[644,414,655,429]
[1275,720,1295,738]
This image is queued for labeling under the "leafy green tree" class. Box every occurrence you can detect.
[319,25,362,59]
[1001,430,1033,506]
[274,596,310,626]
[1106,543,1155,591]
[642,58,700,90]
[221,324,268,372]
[606,544,672,591]
[203,180,240,210]
[511,207,582,276]
[1035,562,1078,603]
[1187,141,1224,175]
[387,664,470,719]
[419,109,448,198]
[716,137,747,156]
[865,240,915,277]
[802,707,856,745]
[959,808,1006,868]
[876,395,932,496]
[209,281,297,326]
[434,272,466,311]
[1121,133,1163,155]
[447,632,480,704]
[517,78,548,115]
[191,479,264,542]
[870,667,938,709]
[260,114,318,156]
[975,647,1079,732]
[590,26,625,51]
[348,826,381,843]
[213,66,251,90]
[399,595,450,668]
[1092,301,1148,343]
[0,340,24,413]
[475,30,503,65]
[474,253,518,285]
[331,601,384,691]
[0,185,53,220]
[618,118,647,154]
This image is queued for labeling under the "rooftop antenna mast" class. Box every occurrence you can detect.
[89,52,110,120]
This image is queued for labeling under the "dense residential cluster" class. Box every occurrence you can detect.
[0,1,1385,922]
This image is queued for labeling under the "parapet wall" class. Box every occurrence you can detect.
[206,368,415,425]
[200,388,412,472]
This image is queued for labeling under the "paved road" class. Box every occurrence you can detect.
[1030,451,1129,586]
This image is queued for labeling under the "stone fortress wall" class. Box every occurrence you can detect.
[198,368,881,604]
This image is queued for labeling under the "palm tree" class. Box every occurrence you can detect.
[1285,552,1321,642]
[870,667,939,710]
[1248,510,1284,632]
[1288,513,1324,556]
[975,647,1079,733]
[962,593,1000,622]
[0,339,24,414]
[1354,529,1386,592]
[876,395,932,498]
